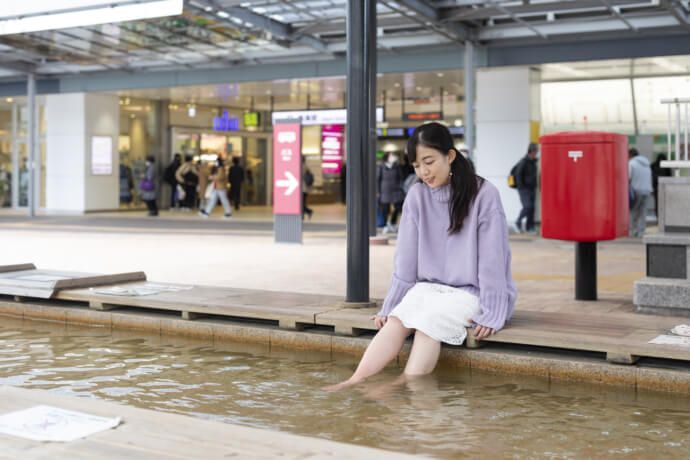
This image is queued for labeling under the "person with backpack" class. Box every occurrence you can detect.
[511,143,539,235]
[175,154,199,211]
[377,152,405,234]
[302,156,314,220]
[163,153,181,210]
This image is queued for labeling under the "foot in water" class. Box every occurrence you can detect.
[322,377,362,392]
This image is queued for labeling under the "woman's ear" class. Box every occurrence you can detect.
[447,149,457,164]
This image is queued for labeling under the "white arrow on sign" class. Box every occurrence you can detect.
[276,171,299,196]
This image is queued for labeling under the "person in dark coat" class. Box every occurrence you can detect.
[377,152,405,234]
[140,155,158,216]
[512,143,539,234]
[650,153,672,218]
[163,153,181,210]
[228,156,245,211]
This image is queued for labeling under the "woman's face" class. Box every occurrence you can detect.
[412,145,455,188]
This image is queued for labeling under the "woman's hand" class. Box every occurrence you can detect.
[370,315,387,330]
[468,319,495,340]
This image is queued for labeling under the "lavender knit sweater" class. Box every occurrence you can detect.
[378,180,517,331]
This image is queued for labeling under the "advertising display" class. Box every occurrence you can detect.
[272,122,301,215]
[321,124,344,175]
[91,136,112,175]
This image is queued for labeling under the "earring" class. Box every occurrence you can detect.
[449,171,453,177]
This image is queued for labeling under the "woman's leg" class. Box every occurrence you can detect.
[390,201,403,226]
[403,330,441,376]
[218,188,232,215]
[204,190,218,215]
[325,316,412,390]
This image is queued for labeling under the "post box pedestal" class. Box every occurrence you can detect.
[575,242,597,301]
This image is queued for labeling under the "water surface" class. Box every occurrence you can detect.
[1,318,688,458]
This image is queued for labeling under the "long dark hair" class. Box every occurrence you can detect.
[407,122,483,234]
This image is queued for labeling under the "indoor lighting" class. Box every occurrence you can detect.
[0,1,183,35]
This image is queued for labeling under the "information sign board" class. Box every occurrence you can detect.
[273,122,301,215]
[91,136,112,175]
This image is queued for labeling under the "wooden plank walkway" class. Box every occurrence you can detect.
[0,264,688,368]
[0,386,413,460]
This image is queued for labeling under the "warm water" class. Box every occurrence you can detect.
[1,318,688,458]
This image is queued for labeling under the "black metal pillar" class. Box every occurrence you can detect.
[27,73,36,217]
[366,0,377,237]
[575,242,597,300]
[346,0,372,302]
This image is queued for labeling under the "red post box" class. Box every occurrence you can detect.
[539,131,629,300]
[540,131,629,241]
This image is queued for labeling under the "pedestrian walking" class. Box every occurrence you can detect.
[512,143,539,235]
[650,153,672,218]
[377,152,405,234]
[175,155,198,210]
[629,148,653,237]
[302,157,314,220]
[163,153,182,210]
[199,157,232,219]
[139,155,158,216]
[228,156,245,211]
[197,160,211,211]
[326,122,516,391]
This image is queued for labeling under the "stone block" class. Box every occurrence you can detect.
[647,244,687,279]
[549,359,636,387]
[331,335,369,356]
[270,329,332,352]
[161,318,214,340]
[212,323,271,346]
[0,301,25,318]
[22,304,68,323]
[634,277,690,315]
[65,307,111,328]
[659,177,690,232]
[438,347,472,370]
[469,350,550,379]
[636,367,690,393]
[111,312,162,333]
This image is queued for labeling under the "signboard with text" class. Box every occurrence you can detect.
[321,124,344,175]
[91,136,113,175]
[273,122,301,215]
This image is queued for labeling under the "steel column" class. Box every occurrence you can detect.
[346,0,371,302]
[575,242,597,301]
[463,41,475,154]
[366,0,377,237]
[27,73,36,217]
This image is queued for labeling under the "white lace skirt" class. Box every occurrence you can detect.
[390,282,480,345]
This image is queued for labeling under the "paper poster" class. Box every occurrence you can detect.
[0,405,120,442]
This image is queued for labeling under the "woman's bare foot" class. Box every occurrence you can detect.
[322,377,363,392]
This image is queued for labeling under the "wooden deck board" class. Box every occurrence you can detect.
[0,386,414,459]
[56,283,344,328]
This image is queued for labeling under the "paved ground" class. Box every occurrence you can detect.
[0,204,648,304]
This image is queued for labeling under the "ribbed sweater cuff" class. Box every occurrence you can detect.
[472,290,514,331]
[378,275,415,317]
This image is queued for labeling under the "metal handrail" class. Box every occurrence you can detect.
[660,97,689,176]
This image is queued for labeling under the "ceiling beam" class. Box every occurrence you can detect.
[441,0,654,22]
[0,60,36,74]
[394,0,474,40]
[599,0,638,31]
[191,1,329,53]
[661,0,690,28]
